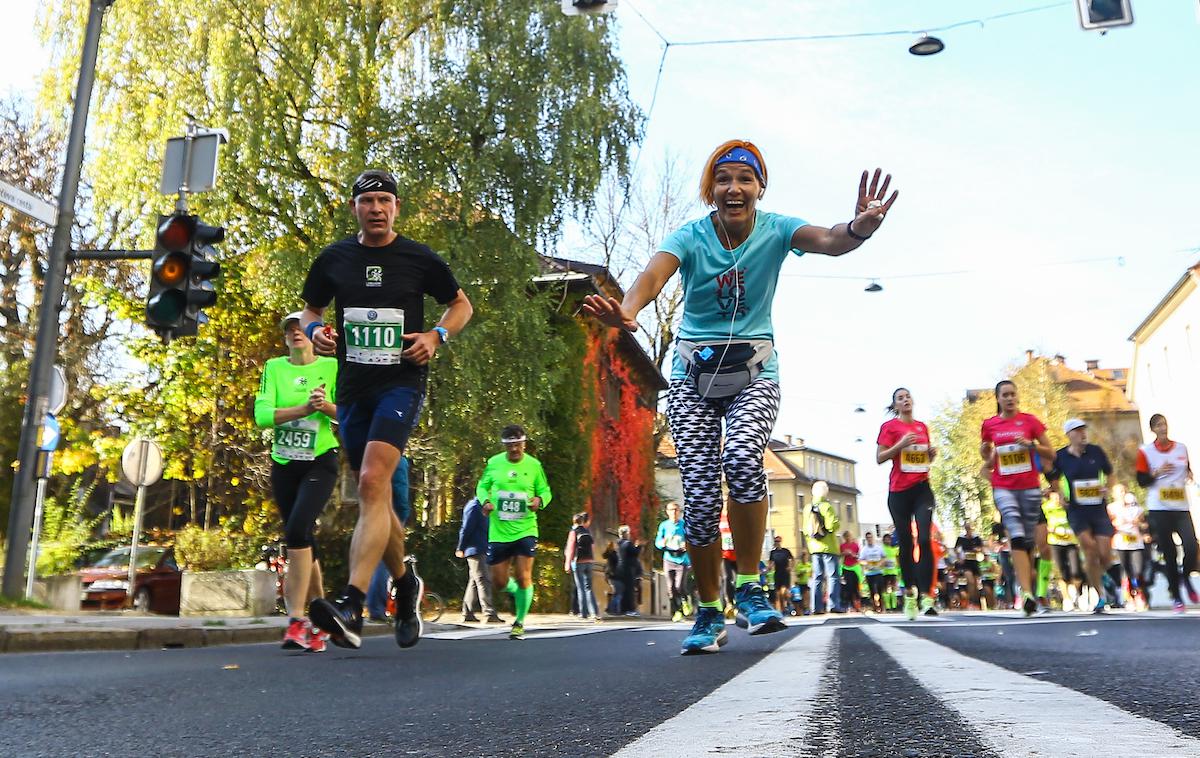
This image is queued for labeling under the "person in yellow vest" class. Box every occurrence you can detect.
[804,481,843,614]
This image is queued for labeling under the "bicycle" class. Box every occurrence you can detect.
[384,555,445,623]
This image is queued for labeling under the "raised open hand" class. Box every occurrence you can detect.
[581,294,639,332]
[851,168,899,237]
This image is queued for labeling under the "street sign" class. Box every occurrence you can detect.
[0,178,56,227]
[159,129,227,195]
[121,437,163,487]
[37,415,60,453]
[48,365,67,416]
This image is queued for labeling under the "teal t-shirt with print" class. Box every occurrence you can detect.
[658,211,808,382]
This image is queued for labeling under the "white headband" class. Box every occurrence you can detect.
[501,436,527,444]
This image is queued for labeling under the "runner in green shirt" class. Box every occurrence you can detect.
[477,424,552,639]
[253,312,339,652]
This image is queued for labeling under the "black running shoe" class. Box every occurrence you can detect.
[394,561,424,648]
[1022,595,1037,617]
[309,595,363,649]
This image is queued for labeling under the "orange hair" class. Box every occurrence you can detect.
[699,139,768,207]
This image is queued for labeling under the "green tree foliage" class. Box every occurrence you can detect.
[0,98,141,539]
[930,356,1071,532]
[30,2,641,592]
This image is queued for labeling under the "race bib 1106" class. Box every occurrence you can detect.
[996,444,1032,476]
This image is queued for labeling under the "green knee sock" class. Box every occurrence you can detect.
[505,578,519,595]
[699,599,723,610]
[514,585,533,624]
[1037,559,1053,598]
[735,573,759,589]
[885,591,896,609]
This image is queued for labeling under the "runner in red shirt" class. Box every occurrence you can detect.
[877,387,939,619]
[980,380,1055,617]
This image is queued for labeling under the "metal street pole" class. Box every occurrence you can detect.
[2,0,115,598]
[126,439,150,605]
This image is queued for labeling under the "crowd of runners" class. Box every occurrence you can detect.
[249,140,1195,659]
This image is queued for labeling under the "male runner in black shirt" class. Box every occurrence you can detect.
[301,169,473,649]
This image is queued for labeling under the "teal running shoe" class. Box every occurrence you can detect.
[734,583,787,635]
[680,607,728,655]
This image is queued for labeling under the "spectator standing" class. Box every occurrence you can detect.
[564,512,601,622]
[805,481,843,614]
[455,496,500,624]
[616,525,641,616]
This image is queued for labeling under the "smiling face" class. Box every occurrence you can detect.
[351,191,398,241]
[712,163,762,229]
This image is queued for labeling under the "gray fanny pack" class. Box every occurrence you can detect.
[677,339,774,399]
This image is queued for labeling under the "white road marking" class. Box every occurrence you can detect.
[611,626,834,758]
[862,624,1200,756]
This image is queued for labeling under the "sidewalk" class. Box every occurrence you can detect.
[0,610,668,654]
[0,610,447,654]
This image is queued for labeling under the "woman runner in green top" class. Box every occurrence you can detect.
[254,312,339,651]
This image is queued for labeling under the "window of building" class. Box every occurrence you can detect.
[767,490,776,513]
[797,493,805,512]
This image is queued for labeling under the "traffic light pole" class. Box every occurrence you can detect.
[3,0,114,598]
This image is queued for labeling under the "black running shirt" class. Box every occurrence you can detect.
[301,234,460,404]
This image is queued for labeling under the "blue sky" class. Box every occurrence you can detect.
[4,1,1199,523]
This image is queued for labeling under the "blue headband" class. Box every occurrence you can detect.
[714,147,765,185]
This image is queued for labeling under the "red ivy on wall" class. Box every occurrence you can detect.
[585,330,657,539]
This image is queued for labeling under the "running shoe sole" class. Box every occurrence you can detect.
[309,599,362,649]
[281,639,308,651]
[1023,597,1037,617]
[680,628,728,655]
[735,613,788,635]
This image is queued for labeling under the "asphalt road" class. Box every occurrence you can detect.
[1,612,1197,757]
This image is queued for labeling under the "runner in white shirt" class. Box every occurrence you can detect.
[1134,413,1197,613]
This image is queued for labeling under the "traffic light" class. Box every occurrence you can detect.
[144,212,223,341]
[562,0,617,16]
[145,213,192,340]
[1076,0,1133,30]
[176,219,223,338]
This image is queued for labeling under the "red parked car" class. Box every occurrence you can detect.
[79,546,182,615]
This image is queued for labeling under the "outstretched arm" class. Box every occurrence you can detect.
[581,252,680,332]
[791,169,899,257]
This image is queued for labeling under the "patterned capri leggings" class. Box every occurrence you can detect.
[666,378,782,547]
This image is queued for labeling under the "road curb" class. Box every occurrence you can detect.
[0,618,451,654]
[2,626,139,654]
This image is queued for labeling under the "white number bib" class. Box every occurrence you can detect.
[1073,478,1103,506]
[996,444,1032,476]
[900,444,930,474]
[273,418,319,461]
[496,490,530,521]
[344,307,405,365]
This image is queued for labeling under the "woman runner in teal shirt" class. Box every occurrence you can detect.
[585,139,898,655]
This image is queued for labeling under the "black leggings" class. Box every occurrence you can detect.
[1148,510,1199,602]
[887,481,935,595]
[271,451,338,551]
[1053,544,1082,582]
[1117,549,1147,591]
